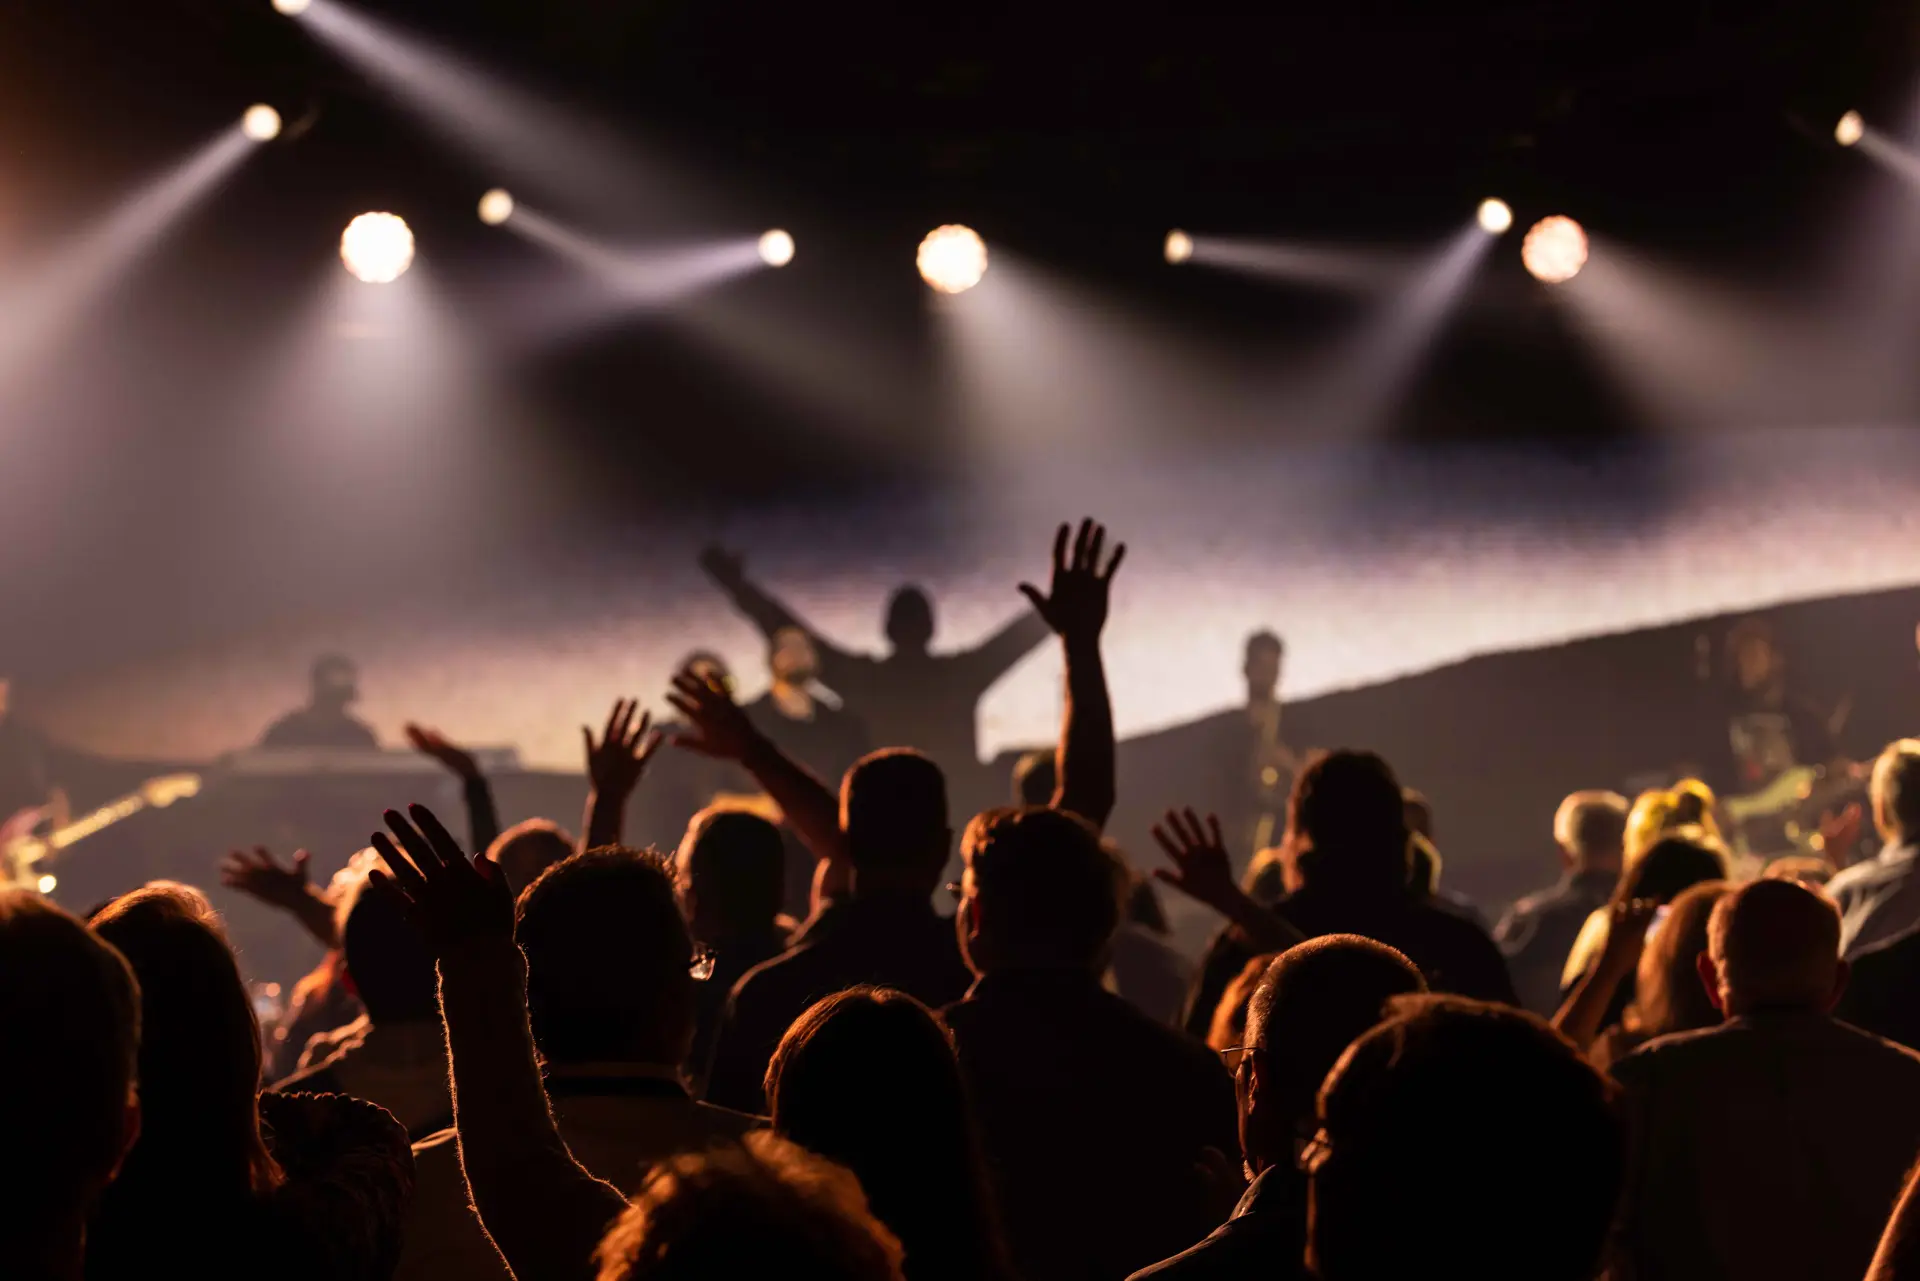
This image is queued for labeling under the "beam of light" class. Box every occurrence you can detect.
[1164,230,1194,264]
[758,229,795,267]
[273,0,312,13]
[1849,126,1920,193]
[1180,236,1410,293]
[0,121,258,390]
[1477,198,1513,234]
[1522,215,1588,283]
[1308,219,1497,432]
[287,0,668,214]
[340,212,416,283]
[478,188,515,226]
[918,225,988,294]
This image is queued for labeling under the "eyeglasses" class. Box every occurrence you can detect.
[944,881,965,902]
[1219,1044,1251,1074]
[689,948,715,982]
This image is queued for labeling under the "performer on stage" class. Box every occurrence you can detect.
[741,627,870,789]
[1715,618,1839,794]
[260,655,379,750]
[1239,630,1302,857]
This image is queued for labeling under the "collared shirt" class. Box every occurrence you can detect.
[1828,841,1920,958]
[1126,1166,1309,1281]
[1494,867,1617,1016]
[394,1063,757,1281]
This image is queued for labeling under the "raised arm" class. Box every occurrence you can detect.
[220,847,339,950]
[1018,518,1125,830]
[405,723,502,854]
[666,668,848,887]
[1869,1157,1920,1281]
[700,544,816,641]
[1551,897,1658,1052]
[368,804,625,1281]
[1153,809,1305,954]
[577,698,663,854]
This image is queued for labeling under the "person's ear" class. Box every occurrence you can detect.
[1827,959,1851,1013]
[1696,951,1726,1014]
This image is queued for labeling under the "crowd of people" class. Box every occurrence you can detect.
[18,515,1920,1281]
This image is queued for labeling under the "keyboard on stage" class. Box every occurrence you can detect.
[218,745,525,777]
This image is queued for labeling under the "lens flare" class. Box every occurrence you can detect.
[272,0,311,14]
[477,188,515,226]
[242,105,283,142]
[1477,198,1513,234]
[1836,111,1865,147]
[1521,215,1588,284]
[758,229,795,267]
[1164,230,1194,264]
[918,224,988,294]
[340,212,415,284]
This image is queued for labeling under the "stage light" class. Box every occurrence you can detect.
[1521,215,1588,283]
[918,224,988,294]
[341,212,415,283]
[759,229,795,267]
[1477,198,1513,234]
[242,105,283,142]
[1836,110,1865,147]
[272,0,311,13]
[477,188,515,226]
[1164,230,1194,264]
[36,874,55,894]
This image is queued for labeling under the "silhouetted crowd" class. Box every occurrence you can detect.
[18,516,1920,1281]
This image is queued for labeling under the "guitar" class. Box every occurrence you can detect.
[1722,763,1865,861]
[3,772,203,891]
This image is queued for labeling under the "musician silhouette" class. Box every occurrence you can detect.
[259,655,379,750]
[699,546,1047,784]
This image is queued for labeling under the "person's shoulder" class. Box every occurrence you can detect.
[1610,1021,1730,1087]
[1826,1014,1920,1069]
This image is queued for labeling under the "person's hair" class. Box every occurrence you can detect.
[677,807,785,941]
[1407,833,1443,897]
[1554,791,1629,862]
[1626,783,1723,863]
[1208,951,1282,1052]
[487,819,576,896]
[841,749,949,882]
[1309,995,1625,1281]
[1244,936,1426,1131]
[1614,831,1727,909]
[962,806,1123,970]
[594,1131,905,1281]
[0,891,140,1229]
[884,586,935,651]
[335,870,438,1023]
[1621,880,1729,1042]
[1401,789,1433,840]
[1708,878,1843,1011]
[1288,750,1411,890]
[1872,739,1920,841]
[89,884,282,1209]
[766,988,1010,1281]
[1246,630,1284,659]
[516,847,696,1066]
[1010,748,1056,807]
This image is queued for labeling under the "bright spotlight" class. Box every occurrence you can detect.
[477,188,515,226]
[272,0,311,13]
[758,229,795,267]
[1521,215,1588,284]
[341,212,415,284]
[1477,198,1513,235]
[1836,110,1865,147]
[918,224,988,294]
[1164,230,1194,264]
[242,105,282,142]
[36,874,56,894]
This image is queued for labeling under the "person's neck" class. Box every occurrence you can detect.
[1571,859,1620,881]
[770,681,814,719]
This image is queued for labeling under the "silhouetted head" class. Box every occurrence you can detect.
[1288,750,1411,894]
[1725,617,1781,694]
[310,654,358,711]
[1704,877,1845,1017]
[1010,748,1056,808]
[517,846,696,1068]
[766,988,1008,1281]
[90,883,280,1205]
[1244,631,1284,702]
[959,806,1123,975]
[0,890,140,1245]
[1554,790,1629,874]
[1616,832,1727,909]
[487,819,577,896]
[1624,880,1729,1041]
[768,626,820,687]
[337,869,438,1025]
[676,807,785,946]
[593,1131,905,1281]
[1309,995,1624,1281]
[884,587,935,654]
[841,749,951,898]
[1239,936,1425,1175]
[1872,738,1920,844]
[679,651,734,695]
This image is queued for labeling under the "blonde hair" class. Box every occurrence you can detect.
[1871,739,1920,842]
[1625,780,1722,866]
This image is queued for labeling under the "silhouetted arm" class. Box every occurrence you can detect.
[1552,898,1658,1052]
[959,610,1052,698]
[1869,1158,1920,1280]
[220,847,340,949]
[700,545,812,641]
[405,724,502,853]
[1019,519,1124,830]
[1153,809,1306,953]
[367,806,625,1281]
[578,699,662,854]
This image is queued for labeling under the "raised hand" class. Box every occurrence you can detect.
[366,804,515,954]
[699,544,745,585]
[582,698,661,801]
[1597,897,1661,978]
[1151,808,1239,916]
[667,667,762,763]
[219,846,314,912]
[1019,517,1126,644]
[1818,801,1864,864]
[405,723,482,782]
